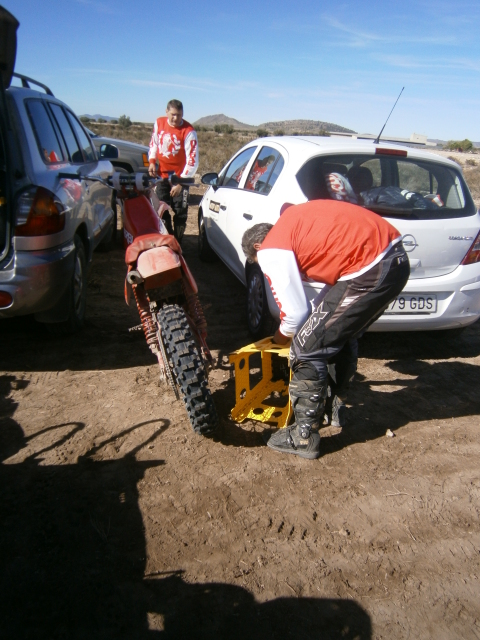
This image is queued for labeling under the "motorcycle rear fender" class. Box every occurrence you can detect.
[123,194,161,239]
[179,255,198,295]
[137,246,182,290]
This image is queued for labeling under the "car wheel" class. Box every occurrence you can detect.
[246,263,277,339]
[198,211,218,262]
[98,191,118,251]
[47,235,87,335]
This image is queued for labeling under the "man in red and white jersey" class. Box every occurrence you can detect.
[148,99,198,242]
[241,200,410,459]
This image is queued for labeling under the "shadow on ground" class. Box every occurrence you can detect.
[0,375,371,639]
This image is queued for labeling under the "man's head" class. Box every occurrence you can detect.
[241,223,273,263]
[166,99,184,127]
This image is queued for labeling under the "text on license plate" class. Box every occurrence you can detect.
[385,294,437,314]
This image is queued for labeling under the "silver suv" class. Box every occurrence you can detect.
[0,7,114,333]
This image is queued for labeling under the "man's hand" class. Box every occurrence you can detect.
[148,164,157,177]
[170,184,182,198]
[273,328,290,345]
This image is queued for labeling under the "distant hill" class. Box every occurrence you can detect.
[194,114,256,130]
[194,113,355,134]
[259,119,356,134]
[81,114,118,122]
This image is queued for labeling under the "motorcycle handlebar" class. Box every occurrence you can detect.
[58,171,195,189]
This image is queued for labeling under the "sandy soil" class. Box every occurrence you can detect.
[1,188,480,639]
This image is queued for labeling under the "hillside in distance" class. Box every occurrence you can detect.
[259,119,355,134]
[194,113,355,134]
[194,114,256,130]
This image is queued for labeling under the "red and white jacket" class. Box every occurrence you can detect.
[257,201,401,338]
[148,117,198,178]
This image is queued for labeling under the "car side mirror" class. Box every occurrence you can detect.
[99,143,119,159]
[201,172,219,188]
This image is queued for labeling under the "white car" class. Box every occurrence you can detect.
[198,136,480,337]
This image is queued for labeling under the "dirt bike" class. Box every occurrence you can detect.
[59,170,218,436]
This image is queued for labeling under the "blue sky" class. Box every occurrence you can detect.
[5,0,480,140]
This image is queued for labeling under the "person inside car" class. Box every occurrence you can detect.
[241,200,410,459]
[148,99,198,243]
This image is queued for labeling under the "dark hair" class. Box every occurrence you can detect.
[167,99,183,111]
[241,223,273,263]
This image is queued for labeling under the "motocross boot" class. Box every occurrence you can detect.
[267,376,327,460]
[174,223,186,244]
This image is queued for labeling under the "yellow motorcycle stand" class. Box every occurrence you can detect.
[229,337,292,429]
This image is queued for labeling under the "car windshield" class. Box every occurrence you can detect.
[296,153,476,220]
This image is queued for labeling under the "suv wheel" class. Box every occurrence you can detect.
[246,263,276,339]
[47,235,87,335]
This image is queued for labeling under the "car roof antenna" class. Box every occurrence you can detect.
[373,87,404,145]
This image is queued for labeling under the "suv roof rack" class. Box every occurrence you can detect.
[12,72,54,96]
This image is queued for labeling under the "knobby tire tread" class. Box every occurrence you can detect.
[157,304,218,436]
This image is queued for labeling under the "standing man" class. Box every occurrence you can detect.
[148,99,198,242]
[241,200,410,460]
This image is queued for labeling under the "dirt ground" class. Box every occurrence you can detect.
[1,188,480,639]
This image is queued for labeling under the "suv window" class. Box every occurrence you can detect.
[26,100,64,164]
[245,146,284,194]
[219,147,256,188]
[49,103,83,163]
[296,153,475,220]
[66,111,96,162]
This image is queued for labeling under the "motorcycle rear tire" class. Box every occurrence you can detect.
[157,304,218,436]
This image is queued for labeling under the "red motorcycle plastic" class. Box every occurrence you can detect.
[60,170,218,436]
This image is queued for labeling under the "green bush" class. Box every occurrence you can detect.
[80,116,91,123]
[118,115,132,129]
[256,128,269,138]
[446,139,473,152]
[273,129,284,136]
[96,118,107,123]
[318,129,331,137]
[111,119,118,125]
[214,124,234,134]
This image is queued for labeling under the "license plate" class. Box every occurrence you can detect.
[384,294,437,314]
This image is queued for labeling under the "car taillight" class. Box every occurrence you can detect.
[0,291,13,308]
[461,230,480,265]
[143,153,149,167]
[15,187,65,236]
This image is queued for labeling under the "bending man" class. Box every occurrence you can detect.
[148,99,198,242]
[241,200,410,460]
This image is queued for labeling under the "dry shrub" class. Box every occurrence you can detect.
[197,131,256,174]
[464,166,480,209]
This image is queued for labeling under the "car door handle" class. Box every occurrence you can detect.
[220,204,227,211]
[243,213,252,220]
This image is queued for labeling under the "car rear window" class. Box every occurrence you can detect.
[26,100,65,164]
[296,153,476,219]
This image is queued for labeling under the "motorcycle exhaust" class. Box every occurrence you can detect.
[126,270,144,285]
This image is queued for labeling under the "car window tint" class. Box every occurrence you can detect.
[265,155,284,194]
[296,153,475,220]
[398,160,438,195]
[66,111,96,162]
[245,146,284,194]
[220,147,256,188]
[26,100,64,164]
[49,104,83,163]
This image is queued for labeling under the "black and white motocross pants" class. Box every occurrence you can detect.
[290,242,410,382]
[155,179,190,235]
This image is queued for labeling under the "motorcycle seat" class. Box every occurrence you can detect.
[125,233,181,265]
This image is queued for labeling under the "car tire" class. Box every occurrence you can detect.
[198,211,218,262]
[47,235,87,335]
[98,192,118,251]
[246,263,277,339]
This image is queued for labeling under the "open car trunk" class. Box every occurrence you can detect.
[0,6,19,261]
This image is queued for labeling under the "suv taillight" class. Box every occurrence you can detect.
[15,187,65,236]
[461,230,480,265]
